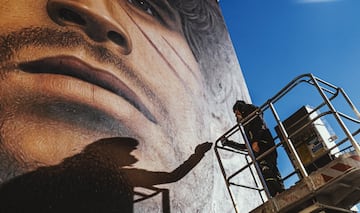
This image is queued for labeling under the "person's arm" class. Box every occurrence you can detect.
[220,137,247,150]
[124,142,212,187]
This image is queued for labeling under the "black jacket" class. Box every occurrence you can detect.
[240,104,277,161]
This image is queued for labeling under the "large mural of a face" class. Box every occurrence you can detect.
[0,0,250,212]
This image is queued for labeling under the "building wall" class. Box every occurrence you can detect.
[0,0,258,212]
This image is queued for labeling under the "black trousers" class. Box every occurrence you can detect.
[259,159,284,197]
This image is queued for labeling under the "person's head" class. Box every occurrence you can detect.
[0,0,214,178]
[0,1,248,211]
[233,100,247,121]
[82,137,139,166]
[0,0,197,179]
[233,100,260,124]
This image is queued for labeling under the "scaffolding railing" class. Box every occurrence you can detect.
[214,73,360,212]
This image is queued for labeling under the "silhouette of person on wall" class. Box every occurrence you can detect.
[0,137,212,213]
[229,100,284,197]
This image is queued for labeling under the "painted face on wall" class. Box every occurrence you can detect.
[0,0,206,179]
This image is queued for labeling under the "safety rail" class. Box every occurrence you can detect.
[214,73,360,212]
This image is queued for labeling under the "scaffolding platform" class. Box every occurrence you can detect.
[251,153,360,213]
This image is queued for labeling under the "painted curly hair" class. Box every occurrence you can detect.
[169,0,224,61]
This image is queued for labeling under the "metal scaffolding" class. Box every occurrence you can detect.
[215,73,360,213]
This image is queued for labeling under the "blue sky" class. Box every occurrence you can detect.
[219,0,360,208]
[219,0,359,108]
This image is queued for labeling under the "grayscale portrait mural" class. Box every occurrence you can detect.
[0,0,250,212]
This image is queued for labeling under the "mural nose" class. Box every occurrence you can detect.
[47,0,132,54]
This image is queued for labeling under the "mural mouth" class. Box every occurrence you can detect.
[18,56,157,123]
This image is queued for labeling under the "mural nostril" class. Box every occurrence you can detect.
[107,31,127,47]
[59,8,86,26]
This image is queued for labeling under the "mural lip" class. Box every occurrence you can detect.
[18,56,157,123]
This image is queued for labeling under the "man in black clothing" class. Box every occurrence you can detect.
[231,100,284,197]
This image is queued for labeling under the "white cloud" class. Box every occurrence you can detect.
[297,0,341,3]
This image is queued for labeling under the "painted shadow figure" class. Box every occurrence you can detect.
[0,137,212,213]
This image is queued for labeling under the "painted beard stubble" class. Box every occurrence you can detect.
[0,27,161,105]
[0,27,172,129]
[0,27,165,181]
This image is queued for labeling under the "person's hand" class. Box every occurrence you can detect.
[195,142,213,155]
[220,137,229,146]
[252,141,260,153]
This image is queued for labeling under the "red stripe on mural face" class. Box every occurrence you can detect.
[350,155,360,161]
[321,174,333,182]
[331,163,351,172]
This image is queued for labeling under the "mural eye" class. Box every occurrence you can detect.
[127,0,175,29]
[128,0,157,17]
